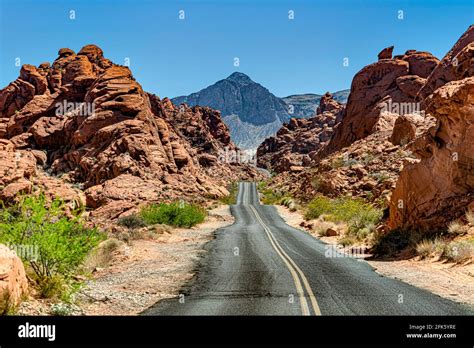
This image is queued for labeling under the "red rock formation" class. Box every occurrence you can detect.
[378,46,394,60]
[388,77,474,230]
[257,94,342,173]
[317,48,439,159]
[316,92,343,115]
[389,115,417,146]
[387,25,474,230]
[0,45,260,220]
[0,244,28,311]
[419,25,474,98]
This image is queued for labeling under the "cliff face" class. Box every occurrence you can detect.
[0,45,260,220]
[388,26,474,230]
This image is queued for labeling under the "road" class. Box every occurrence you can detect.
[143,182,473,315]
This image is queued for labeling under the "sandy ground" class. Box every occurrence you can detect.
[75,205,234,315]
[275,205,474,307]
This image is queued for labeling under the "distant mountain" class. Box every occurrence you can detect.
[172,72,348,149]
[173,72,291,126]
[282,90,349,118]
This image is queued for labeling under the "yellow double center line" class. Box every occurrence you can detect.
[249,205,322,316]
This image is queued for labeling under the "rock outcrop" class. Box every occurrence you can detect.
[0,244,28,311]
[0,45,260,222]
[257,94,343,172]
[317,48,439,158]
[388,77,474,229]
[387,26,474,230]
[418,25,474,98]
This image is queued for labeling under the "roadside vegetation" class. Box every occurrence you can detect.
[218,182,239,205]
[305,195,383,242]
[258,181,295,209]
[371,210,474,263]
[118,201,207,229]
[0,195,104,302]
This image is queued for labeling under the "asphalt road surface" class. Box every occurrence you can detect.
[143,182,473,315]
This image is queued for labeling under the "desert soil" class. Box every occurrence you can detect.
[275,205,474,307]
[76,205,234,315]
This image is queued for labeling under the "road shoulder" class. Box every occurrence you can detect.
[76,205,234,315]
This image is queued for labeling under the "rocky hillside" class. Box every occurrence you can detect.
[259,25,474,231]
[172,72,349,149]
[0,45,261,223]
[257,93,343,172]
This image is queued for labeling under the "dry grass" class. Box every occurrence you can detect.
[448,220,467,235]
[313,221,338,237]
[82,238,122,272]
[465,210,474,227]
[416,239,438,259]
[443,238,474,263]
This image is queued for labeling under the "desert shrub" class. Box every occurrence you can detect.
[310,175,322,191]
[338,236,357,247]
[370,172,390,183]
[305,196,382,238]
[0,195,104,299]
[465,210,474,227]
[82,238,121,272]
[305,196,333,220]
[50,302,75,316]
[442,238,474,263]
[314,221,337,237]
[117,215,146,229]
[447,220,467,235]
[139,202,206,228]
[416,239,438,259]
[361,153,375,165]
[219,182,239,205]
[260,188,287,205]
[331,157,345,169]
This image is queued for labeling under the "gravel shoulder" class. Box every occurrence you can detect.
[76,205,234,315]
[275,205,474,307]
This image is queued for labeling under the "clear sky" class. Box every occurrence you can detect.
[0,0,472,98]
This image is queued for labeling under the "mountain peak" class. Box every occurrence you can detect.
[226,72,253,83]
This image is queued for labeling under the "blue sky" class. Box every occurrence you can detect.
[0,0,472,98]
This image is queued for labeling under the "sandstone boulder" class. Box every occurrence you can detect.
[0,244,28,312]
[389,115,417,146]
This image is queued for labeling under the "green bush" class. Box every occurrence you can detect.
[305,196,382,238]
[0,195,104,299]
[260,187,288,205]
[219,182,238,205]
[117,215,146,229]
[139,202,206,228]
[305,196,333,220]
